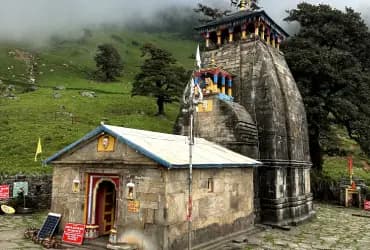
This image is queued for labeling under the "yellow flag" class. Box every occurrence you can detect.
[34,137,42,162]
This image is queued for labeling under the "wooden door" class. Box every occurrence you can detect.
[96,181,116,235]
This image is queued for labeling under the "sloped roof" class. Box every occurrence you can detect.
[196,10,289,38]
[45,124,261,169]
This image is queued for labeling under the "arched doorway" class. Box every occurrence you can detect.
[95,180,116,235]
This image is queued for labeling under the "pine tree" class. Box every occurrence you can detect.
[94,44,123,82]
[132,44,189,116]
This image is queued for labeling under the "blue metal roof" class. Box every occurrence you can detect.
[45,124,261,169]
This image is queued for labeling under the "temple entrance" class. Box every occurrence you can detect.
[95,181,116,235]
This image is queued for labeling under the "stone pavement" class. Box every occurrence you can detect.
[1,203,370,249]
[221,203,370,250]
[0,212,45,249]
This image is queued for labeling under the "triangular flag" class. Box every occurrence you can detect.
[34,137,42,162]
[196,44,202,69]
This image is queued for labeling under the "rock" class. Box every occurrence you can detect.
[53,85,65,90]
[5,93,18,99]
[53,93,62,99]
[7,85,15,92]
[26,85,38,92]
[80,91,96,98]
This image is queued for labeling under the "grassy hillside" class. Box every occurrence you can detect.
[321,126,370,184]
[0,28,196,175]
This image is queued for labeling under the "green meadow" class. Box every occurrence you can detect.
[0,29,196,175]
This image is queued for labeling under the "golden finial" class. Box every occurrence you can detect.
[240,0,247,10]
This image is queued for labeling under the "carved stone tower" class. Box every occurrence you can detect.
[176,7,315,226]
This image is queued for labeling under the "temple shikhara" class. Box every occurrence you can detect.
[46,1,314,249]
[177,0,315,227]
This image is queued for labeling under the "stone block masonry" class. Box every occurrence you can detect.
[176,38,315,226]
[0,174,52,209]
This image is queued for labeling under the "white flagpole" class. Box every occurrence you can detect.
[187,46,203,250]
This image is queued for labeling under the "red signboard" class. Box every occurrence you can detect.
[0,185,10,199]
[62,223,86,245]
[365,200,370,211]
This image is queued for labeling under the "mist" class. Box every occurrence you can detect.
[0,0,369,44]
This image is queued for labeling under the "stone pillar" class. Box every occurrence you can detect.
[228,27,234,43]
[261,24,265,41]
[221,75,226,94]
[241,24,247,40]
[217,30,222,46]
[205,32,210,48]
[272,36,276,48]
[266,28,270,45]
[254,22,259,37]
[228,79,232,96]
[213,74,219,92]
[277,37,280,50]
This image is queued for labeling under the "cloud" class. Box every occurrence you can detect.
[0,0,368,44]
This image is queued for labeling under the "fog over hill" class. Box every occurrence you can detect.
[0,0,369,44]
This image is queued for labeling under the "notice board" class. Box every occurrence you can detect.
[62,223,86,245]
[37,212,61,239]
[13,181,28,197]
[127,200,140,213]
[0,185,10,199]
[365,200,370,211]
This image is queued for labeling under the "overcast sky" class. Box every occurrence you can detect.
[0,0,369,43]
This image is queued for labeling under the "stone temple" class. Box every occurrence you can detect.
[175,4,315,226]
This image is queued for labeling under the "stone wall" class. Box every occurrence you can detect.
[0,174,52,210]
[175,95,259,158]
[165,168,254,250]
[52,165,254,250]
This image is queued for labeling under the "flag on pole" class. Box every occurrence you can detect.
[34,137,42,162]
[196,44,201,69]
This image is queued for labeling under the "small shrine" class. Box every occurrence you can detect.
[195,67,234,100]
[195,1,289,50]
[45,124,260,249]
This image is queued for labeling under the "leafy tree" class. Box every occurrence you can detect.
[94,44,123,82]
[132,44,189,116]
[194,4,231,22]
[194,1,260,23]
[282,3,370,171]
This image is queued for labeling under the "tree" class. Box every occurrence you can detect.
[94,44,123,82]
[282,3,370,171]
[194,4,231,22]
[132,44,189,116]
[194,1,260,23]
